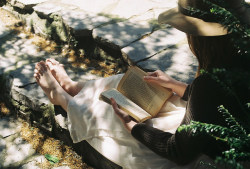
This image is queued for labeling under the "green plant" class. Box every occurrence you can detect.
[178,0,250,168]
[179,105,250,169]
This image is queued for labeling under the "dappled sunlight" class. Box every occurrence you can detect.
[13,64,36,87]
[94,18,156,48]
[122,27,186,63]
[60,8,111,31]
[138,44,197,83]
[4,137,35,166]
[1,34,46,60]
[0,28,11,39]
[61,0,176,19]
[93,8,168,48]
[61,0,119,14]
[0,117,21,138]
[0,55,16,73]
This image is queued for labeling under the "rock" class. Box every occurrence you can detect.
[9,0,49,10]
[3,136,36,167]
[0,117,21,138]
[20,161,41,169]
[33,1,66,16]
[0,138,6,168]
[55,114,68,130]
[0,23,12,39]
[60,8,111,37]
[122,28,187,63]
[0,55,16,75]
[29,11,52,38]
[93,9,159,48]
[60,0,175,19]
[52,166,70,169]
[21,155,46,169]
[60,0,125,15]
[138,44,198,84]
[0,8,23,27]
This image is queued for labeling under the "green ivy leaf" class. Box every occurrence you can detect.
[45,154,59,165]
[246,103,250,108]
[210,8,216,13]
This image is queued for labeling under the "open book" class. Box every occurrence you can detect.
[100,66,173,122]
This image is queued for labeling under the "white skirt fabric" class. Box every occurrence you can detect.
[67,74,214,169]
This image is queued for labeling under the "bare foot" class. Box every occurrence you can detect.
[34,61,70,110]
[45,58,72,89]
[46,58,83,96]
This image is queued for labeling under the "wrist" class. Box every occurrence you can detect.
[126,120,137,132]
[170,80,188,97]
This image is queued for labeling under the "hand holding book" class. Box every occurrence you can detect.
[143,70,177,89]
[110,98,137,132]
[100,66,173,122]
[144,70,188,98]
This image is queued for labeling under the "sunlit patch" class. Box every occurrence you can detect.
[0,102,10,115]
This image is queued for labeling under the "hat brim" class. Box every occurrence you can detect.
[158,7,228,36]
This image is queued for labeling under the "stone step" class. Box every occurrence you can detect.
[8,0,49,10]
[93,9,159,48]
[121,28,187,63]
[3,0,198,84]
[0,116,41,168]
[60,0,176,19]
[0,25,101,131]
[137,44,198,84]
[0,24,12,39]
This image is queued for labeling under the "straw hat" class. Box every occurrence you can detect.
[158,0,250,36]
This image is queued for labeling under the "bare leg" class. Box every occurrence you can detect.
[34,61,72,111]
[46,58,85,96]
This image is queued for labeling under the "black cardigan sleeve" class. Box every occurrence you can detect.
[181,84,191,101]
[131,123,206,165]
[131,75,238,165]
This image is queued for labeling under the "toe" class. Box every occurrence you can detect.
[39,61,48,72]
[46,61,53,70]
[35,63,42,74]
[36,61,47,74]
[34,68,39,74]
[34,73,40,80]
[35,62,40,70]
[46,58,59,65]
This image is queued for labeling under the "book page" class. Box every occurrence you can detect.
[100,89,151,122]
[117,66,172,116]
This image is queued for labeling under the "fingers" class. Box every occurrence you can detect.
[144,75,159,81]
[111,98,131,123]
[146,71,158,77]
[111,98,119,112]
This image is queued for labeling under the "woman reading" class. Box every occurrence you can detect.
[34,0,250,168]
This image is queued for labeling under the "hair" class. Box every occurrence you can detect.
[186,34,238,76]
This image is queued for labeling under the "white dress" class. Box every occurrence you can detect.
[67,74,214,169]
